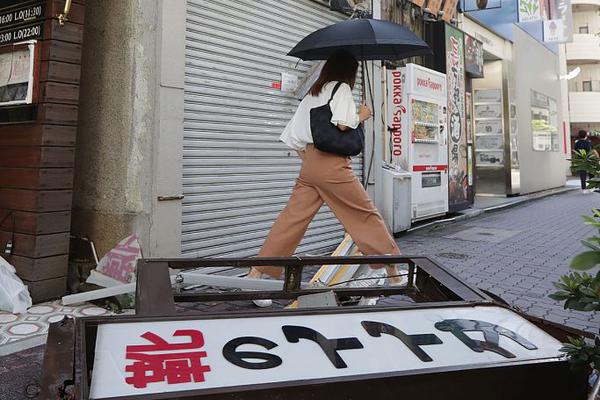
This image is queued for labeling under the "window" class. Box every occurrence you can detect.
[582,81,593,92]
[579,26,589,34]
[531,90,559,152]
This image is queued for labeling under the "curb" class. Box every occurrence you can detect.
[406,186,578,234]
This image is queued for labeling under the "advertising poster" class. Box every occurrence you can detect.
[464,35,484,78]
[518,0,542,22]
[465,92,473,142]
[543,19,565,42]
[445,24,467,210]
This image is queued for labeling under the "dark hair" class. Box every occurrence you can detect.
[578,130,588,139]
[309,50,359,97]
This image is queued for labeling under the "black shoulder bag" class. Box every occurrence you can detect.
[310,81,365,157]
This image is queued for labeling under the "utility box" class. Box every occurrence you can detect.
[380,167,411,234]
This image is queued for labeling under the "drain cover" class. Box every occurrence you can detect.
[436,252,469,260]
[444,227,521,243]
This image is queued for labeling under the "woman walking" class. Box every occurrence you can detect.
[247,50,402,305]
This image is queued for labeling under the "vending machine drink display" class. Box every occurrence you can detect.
[385,64,449,222]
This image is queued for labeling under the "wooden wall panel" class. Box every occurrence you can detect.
[0,231,69,258]
[0,189,72,212]
[22,276,68,303]
[0,168,73,190]
[0,0,84,301]
[44,19,84,45]
[0,125,76,147]
[39,61,81,85]
[40,82,80,104]
[38,103,79,125]
[0,147,75,168]
[40,40,82,64]
[0,209,71,234]
[11,254,69,281]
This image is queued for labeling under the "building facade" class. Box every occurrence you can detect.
[460,8,570,196]
[565,0,600,143]
[72,0,374,263]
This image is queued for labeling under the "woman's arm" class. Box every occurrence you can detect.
[337,103,372,131]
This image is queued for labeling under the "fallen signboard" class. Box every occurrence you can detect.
[40,256,589,399]
[90,306,566,399]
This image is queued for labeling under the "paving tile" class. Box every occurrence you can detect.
[396,190,599,334]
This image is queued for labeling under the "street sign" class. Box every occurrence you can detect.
[89,305,563,398]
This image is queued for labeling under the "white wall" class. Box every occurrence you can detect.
[572,8,600,34]
[512,26,567,193]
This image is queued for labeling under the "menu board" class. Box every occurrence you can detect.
[476,150,504,165]
[476,135,503,150]
[474,89,502,103]
[474,103,502,119]
[474,89,504,167]
[0,45,33,104]
[475,119,502,135]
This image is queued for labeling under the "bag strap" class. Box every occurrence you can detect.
[327,81,344,106]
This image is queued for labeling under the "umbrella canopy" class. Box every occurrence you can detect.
[288,18,432,61]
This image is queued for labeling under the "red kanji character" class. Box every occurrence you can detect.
[125,330,211,389]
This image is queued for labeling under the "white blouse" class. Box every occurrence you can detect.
[280,81,360,151]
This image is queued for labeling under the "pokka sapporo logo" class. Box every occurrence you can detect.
[390,71,406,158]
[416,77,444,93]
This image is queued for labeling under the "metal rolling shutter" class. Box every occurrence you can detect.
[183,0,364,257]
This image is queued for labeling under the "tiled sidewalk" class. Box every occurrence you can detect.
[0,300,111,356]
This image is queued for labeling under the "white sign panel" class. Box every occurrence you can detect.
[554,0,573,43]
[280,72,299,93]
[406,64,447,101]
[518,0,542,22]
[89,306,563,399]
[544,19,566,42]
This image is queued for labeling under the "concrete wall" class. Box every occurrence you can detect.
[558,44,572,176]
[572,8,600,34]
[72,0,184,257]
[511,26,567,193]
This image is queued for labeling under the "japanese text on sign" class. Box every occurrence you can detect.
[89,306,562,398]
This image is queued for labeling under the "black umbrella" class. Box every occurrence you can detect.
[287,18,432,61]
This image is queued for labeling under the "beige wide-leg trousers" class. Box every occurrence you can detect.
[255,145,400,278]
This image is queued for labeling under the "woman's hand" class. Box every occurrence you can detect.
[358,103,373,122]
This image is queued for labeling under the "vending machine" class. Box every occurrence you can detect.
[385,64,449,223]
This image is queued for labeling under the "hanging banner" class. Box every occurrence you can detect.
[543,0,573,42]
[445,24,467,211]
[543,19,564,42]
[518,0,542,22]
[464,34,484,78]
